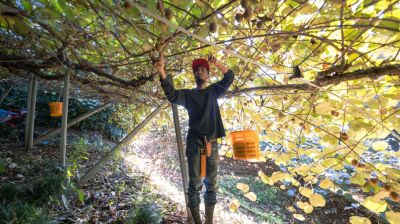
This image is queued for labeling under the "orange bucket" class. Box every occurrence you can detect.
[230,130,260,160]
[49,102,63,117]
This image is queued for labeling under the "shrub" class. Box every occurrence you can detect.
[126,203,163,224]
[0,200,51,224]
[32,173,68,201]
[0,183,25,202]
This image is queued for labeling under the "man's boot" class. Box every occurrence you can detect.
[205,205,215,224]
[189,206,201,224]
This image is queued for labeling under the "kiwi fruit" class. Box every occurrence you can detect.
[165,8,173,20]
[383,184,392,191]
[157,36,164,43]
[369,178,378,186]
[310,38,317,45]
[340,132,349,141]
[351,159,359,166]
[331,110,336,116]
[357,162,366,168]
[235,13,243,23]
[155,42,161,51]
[240,0,249,8]
[209,22,217,33]
[271,43,281,52]
[256,20,263,28]
[389,192,399,202]
[123,1,132,9]
[243,8,252,19]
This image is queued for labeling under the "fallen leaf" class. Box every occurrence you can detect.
[349,216,371,224]
[244,192,257,202]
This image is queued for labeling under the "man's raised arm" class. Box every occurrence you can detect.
[209,56,234,98]
[152,52,187,107]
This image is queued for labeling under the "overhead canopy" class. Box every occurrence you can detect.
[0,0,399,104]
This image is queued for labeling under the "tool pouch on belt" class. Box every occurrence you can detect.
[200,136,212,178]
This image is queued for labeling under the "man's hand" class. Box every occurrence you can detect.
[208,55,217,66]
[150,51,167,80]
[208,54,228,74]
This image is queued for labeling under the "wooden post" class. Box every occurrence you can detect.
[25,75,37,150]
[79,101,168,185]
[24,78,33,148]
[60,72,70,167]
[34,103,111,145]
[168,75,192,221]
[0,85,13,105]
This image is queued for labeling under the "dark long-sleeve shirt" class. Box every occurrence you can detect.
[160,70,235,139]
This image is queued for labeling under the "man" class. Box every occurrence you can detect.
[153,52,234,224]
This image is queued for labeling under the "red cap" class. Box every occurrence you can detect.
[192,59,209,71]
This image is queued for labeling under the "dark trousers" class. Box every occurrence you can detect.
[186,134,219,208]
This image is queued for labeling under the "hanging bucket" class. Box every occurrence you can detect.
[49,102,63,117]
[230,130,260,160]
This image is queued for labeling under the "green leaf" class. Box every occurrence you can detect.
[77,189,85,204]
[377,17,400,31]
[147,0,157,11]
[51,0,64,13]
[13,19,29,35]
[21,0,33,11]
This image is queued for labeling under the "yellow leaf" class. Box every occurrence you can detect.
[287,206,296,212]
[385,168,400,181]
[297,201,313,213]
[371,141,389,151]
[309,193,326,207]
[293,214,305,221]
[362,196,388,213]
[320,178,335,189]
[270,171,285,184]
[225,150,233,158]
[141,43,153,51]
[349,216,372,224]
[373,191,390,201]
[236,183,250,193]
[299,187,313,198]
[315,102,331,114]
[304,175,318,184]
[229,199,240,212]
[244,192,257,202]
[350,174,368,185]
[294,165,310,175]
[386,211,400,224]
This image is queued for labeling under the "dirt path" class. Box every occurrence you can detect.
[130,131,383,224]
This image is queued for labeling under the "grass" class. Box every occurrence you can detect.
[0,183,24,202]
[0,170,69,223]
[126,203,163,224]
[219,175,290,224]
[0,158,6,174]
[32,173,68,201]
[0,200,51,224]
